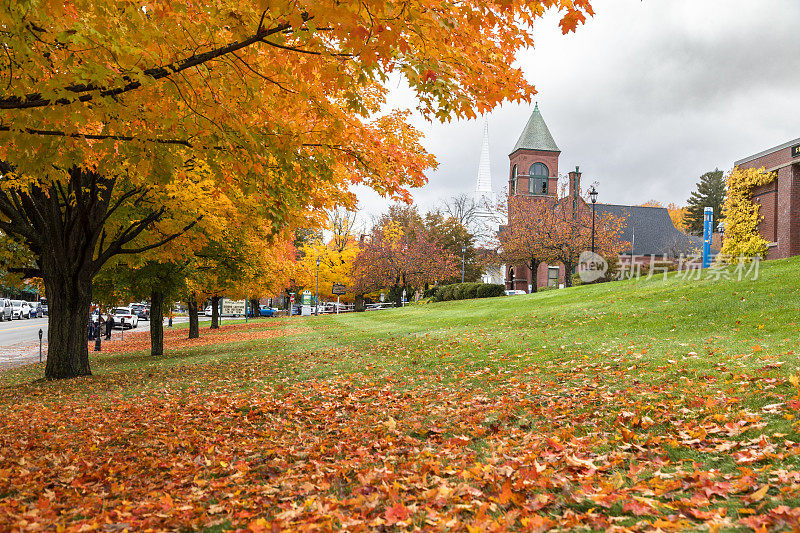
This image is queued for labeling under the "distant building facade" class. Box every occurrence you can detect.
[504,104,702,292]
[735,138,800,260]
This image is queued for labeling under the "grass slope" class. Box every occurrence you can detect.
[1,258,799,531]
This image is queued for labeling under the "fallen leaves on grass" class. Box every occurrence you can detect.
[91,321,305,355]
[2,351,800,532]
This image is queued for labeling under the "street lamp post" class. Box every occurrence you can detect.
[315,256,321,316]
[589,186,599,254]
[461,245,466,283]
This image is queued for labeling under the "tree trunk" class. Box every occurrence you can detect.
[210,295,220,329]
[529,259,541,293]
[564,261,575,288]
[250,297,260,317]
[187,295,200,339]
[43,269,93,380]
[0,166,197,380]
[394,285,403,307]
[150,290,164,356]
[355,294,365,312]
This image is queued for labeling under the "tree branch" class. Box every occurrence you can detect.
[0,14,311,110]
[116,219,200,256]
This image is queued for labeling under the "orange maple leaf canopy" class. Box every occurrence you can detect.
[0,0,593,224]
[0,0,595,379]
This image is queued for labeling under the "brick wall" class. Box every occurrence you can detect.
[505,262,566,292]
[737,141,800,259]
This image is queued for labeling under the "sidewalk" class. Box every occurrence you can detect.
[0,343,46,370]
[0,332,130,371]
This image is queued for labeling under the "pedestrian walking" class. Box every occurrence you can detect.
[105,312,114,340]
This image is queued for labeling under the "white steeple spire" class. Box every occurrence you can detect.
[475,119,493,198]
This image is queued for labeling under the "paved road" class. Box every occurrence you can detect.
[0,316,191,370]
[0,315,192,346]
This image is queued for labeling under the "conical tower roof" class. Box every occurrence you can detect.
[475,120,493,195]
[510,103,560,154]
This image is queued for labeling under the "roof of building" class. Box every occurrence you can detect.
[510,103,560,155]
[734,137,800,167]
[595,204,705,257]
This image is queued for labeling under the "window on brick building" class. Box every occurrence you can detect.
[529,163,549,195]
[548,267,560,288]
[511,165,517,195]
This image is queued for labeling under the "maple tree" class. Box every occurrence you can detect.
[296,213,359,303]
[351,207,458,306]
[498,197,553,293]
[0,0,594,379]
[500,193,627,290]
[424,212,481,284]
[94,260,188,356]
[546,197,627,287]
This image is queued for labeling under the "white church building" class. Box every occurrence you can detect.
[470,120,506,285]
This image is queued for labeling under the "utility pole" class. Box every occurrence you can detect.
[461,244,466,283]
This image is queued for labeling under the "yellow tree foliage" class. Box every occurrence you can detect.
[297,238,359,303]
[721,167,775,259]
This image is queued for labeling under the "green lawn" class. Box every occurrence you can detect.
[1,257,799,531]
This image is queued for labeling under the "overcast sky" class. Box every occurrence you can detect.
[352,0,800,223]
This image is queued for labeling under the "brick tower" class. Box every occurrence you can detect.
[506,104,562,292]
[508,103,560,198]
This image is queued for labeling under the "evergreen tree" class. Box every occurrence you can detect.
[685,169,726,236]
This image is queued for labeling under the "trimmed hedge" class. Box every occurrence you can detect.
[476,283,505,298]
[433,283,505,302]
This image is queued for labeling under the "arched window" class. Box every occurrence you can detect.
[510,165,517,195]
[529,163,549,195]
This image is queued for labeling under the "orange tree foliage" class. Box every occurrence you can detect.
[721,167,776,260]
[500,194,627,290]
[0,0,594,379]
[351,208,458,305]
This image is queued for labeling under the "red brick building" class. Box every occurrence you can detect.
[735,138,800,259]
[504,105,702,292]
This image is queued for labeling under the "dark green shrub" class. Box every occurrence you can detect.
[476,283,505,298]
[440,285,455,302]
[463,283,481,299]
[453,284,466,300]
[423,286,439,299]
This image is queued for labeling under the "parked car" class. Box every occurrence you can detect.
[10,300,31,319]
[259,306,279,317]
[0,299,12,321]
[129,303,150,321]
[111,307,139,329]
[29,302,42,318]
[40,299,48,316]
[504,290,527,296]
[204,306,213,316]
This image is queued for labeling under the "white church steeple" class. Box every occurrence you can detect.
[474,119,493,201]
